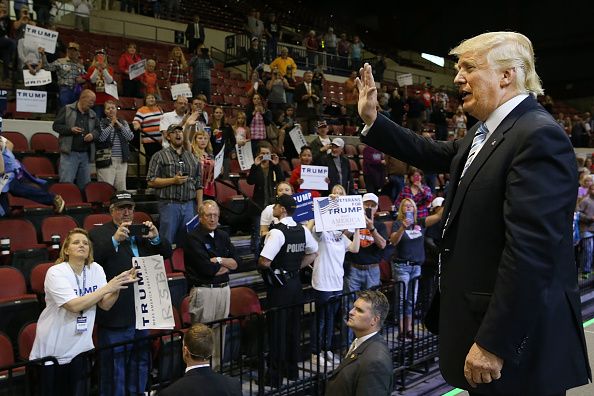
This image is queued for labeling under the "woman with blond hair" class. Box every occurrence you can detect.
[190,129,215,199]
[30,228,137,395]
[166,46,189,89]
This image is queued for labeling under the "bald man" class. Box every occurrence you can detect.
[53,89,98,189]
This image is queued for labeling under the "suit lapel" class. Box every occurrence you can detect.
[330,333,379,377]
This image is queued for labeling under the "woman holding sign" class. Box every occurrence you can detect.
[85,49,115,119]
[307,184,360,368]
[289,145,322,198]
[190,129,215,200]
[30,228,138,396]
[389,198,442,340]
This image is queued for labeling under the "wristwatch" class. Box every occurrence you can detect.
[216,257,223,264]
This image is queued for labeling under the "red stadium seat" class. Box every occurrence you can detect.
[20,156,58,179]
[83,213,113,231]
[3,131,29,154]
[30,262,54,296]
[17,322,37,361]
[41,215,78,244]
[49,183,91,208]
[0,218,45,251]
[84,181,116,211]
[230,286,262,317]
[133,211,153,224]
[30,132,59,153]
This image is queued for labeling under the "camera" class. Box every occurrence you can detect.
[262,154,272,161]
[128,224,150,237]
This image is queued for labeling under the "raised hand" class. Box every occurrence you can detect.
[355,63,379,126]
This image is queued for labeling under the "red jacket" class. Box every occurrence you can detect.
[118,52,142,80]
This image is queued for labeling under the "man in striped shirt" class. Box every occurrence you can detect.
[147,124,203,247]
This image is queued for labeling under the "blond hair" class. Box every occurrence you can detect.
[396,198,418,224]
[56,228,94,266]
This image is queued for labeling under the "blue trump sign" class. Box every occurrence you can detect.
[292,191,314,223]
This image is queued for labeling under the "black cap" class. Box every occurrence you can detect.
[167,124,183,134]
[110,191,135,207]
[275,194,297,211]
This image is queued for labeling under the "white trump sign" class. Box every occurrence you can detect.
[133,255,175,330]
[235,141,254,171]
[214,144,225,180]
[300,165,328,190]
[129,59,146,80]
[313,195,366,232]
[396,73,413,87]
[24,25,59,54]
[170,83,193,100]
[23,69,52,87]
[16,89,47,113]
[288,125,307,152]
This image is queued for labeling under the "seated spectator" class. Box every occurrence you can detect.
[166,46,189,89]
[395,167,433,219]
[85,49,115,119]
[289,146,322,198]
[0,135,65,216]
[118,42,143,98]
[96,100,134,191]
[140,59,161,99]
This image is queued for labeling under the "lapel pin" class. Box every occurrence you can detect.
[491,140,496,146]
[350,353,356,359]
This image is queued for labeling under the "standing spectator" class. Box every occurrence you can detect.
[147,124,203,246]
[337,33,351,71]
[309,120,332,163]
[373,54,387,83]
[317,137,355,195]
[140,59,161,99]
[245,94,272,156]
[231,110,251,153]
[29,228,137,395]
[269,47,297,78]
[184,200,240,370]
[304,30,319,69]
[85,49,115,119]
[430,100,449,141]
[209,105,234,158]
[118,43,143,98]
[246,37,264,75]
[384,155,408,203]
[405,90,425,132]
[344,71,359,126]
[284,65,296,105]
[160,95,189,145]
[388,88,405,125]
[350,35,364,71]
[133,93,164,170]
[188,45,214,102]
[52,89,97,189]
[294,70,321,135]
[90,191,172,396]
[266,67,288,114]
[185,15,205,54]
[43,41,86,107]
[72,0,92,31]
[259,181,294,237]
[190,129,215,199]
[96,100,134,191]
[0,4,15,86]
[263,12,280,63]
[17,39,44,79]
[245,8,264,40]
[362,144,385,194]
[421,85,433,121]
[323,27,337,72]
[289,146,322,198]
[166,46,189,89]
[395,167,433,219]
[258,194,318,387]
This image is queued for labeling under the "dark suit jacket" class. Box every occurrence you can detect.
[317,153,355,195]
[362,98,591,395]
[325,333,393,396]
[90,221,172,328]
[185,22,205,42]
[294,82,322,118]
[246,163,284,210]
[158,366,242,396]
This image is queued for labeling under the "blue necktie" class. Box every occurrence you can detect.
[460,122,489,179]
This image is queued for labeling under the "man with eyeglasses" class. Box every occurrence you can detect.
[89,191,172,396]
[184,200,240,371]
[147,124,203,247]
[43,41,86,106]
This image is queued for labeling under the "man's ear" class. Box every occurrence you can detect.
[500,67,516,88]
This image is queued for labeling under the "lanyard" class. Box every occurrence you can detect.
[72,264,87,316]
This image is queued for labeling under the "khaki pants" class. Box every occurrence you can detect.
[188,285,230,370]
[97,158,128,191]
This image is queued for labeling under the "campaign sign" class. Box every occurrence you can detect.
[133,255,175,330]
[313,195,365,232]
[16,89,47,113]
[24,25,58,54]
[104,82,119,99]
[236,141,254,171]
[288,125,307,152]
[300,165,328,191]
[292,191,314,223]
[129,59,146,80]
[214,144,225,180]
[170,83,192,100]
[396,72,413,87]
[23,69,52,87]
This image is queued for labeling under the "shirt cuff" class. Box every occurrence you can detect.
[360,122,375,136]
[111,236,120,252]
[150,235,161,245]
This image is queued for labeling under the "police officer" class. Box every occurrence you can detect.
[258,194,318,387]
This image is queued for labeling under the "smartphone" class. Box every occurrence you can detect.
[262,154,272,161]
[405,211,414,225]
[365,207,372,219]
[128,224,149,237]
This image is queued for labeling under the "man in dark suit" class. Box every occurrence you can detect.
[158,323,242,396]
[356,32,591,395]
[294,70,322,135]
[325,290,393,395]
[90,191,172,396]
[317,137,355,195]
[185,15,205,54]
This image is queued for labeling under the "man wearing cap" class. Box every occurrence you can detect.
[184,200,241,371]
[147,124,203,247]
[90,191,172,396]
[52,88,97,190]
[258,194,318,386]
[309,120,332,163]
[43,41,86,107]
[294,70,321,135]
[317,137,355,195]
[345,192,387,297]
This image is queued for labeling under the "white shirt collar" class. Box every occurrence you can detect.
[185,363,210,373]
[353,331,378,351]
[484,94,528,136]
[280,216,297,226]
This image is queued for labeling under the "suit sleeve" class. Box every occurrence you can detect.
[361,113,456,174]
[475,122,577,363]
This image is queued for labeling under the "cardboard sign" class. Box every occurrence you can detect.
[129,59,146,80]
[16,89,47,113]
[133,255,175,330]
[23,69,52,87]
[313,195,366,232]
[170,83,192,100]
[235,141,254,171]
[24,25,58,54]
[288,125,307,152]
[104,82,119,99]
[300,165,328,191]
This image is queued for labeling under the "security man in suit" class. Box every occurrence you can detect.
[158,323,241,396]
[258,194,318,387]
[325,290,393,396]
[90,191,172,396]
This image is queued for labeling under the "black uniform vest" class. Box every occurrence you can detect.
[270,222,306,272]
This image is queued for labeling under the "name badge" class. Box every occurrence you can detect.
[76,316,88,333]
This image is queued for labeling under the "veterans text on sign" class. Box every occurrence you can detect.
[313,195,366,232]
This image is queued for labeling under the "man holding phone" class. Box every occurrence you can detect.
[90,191,172,396]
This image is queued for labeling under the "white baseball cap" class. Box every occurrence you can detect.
[362,193,379,206]
[431,197,444,209]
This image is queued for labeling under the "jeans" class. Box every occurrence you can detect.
[392,263,421,316]
[9,178,55,206]
[158,200,196,247]
[580,236,593,274]
[59,151,91,189]
[59,86,80,107]
[311,290,341,354]
[387,175,405,203]
[98,327,150,396]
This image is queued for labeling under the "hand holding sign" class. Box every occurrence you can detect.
[106,267,139,293]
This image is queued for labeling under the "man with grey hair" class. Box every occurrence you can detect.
[325,290,393,395]
[184,200,240,370]
[357,31,590,395]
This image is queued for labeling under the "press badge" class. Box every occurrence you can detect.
[76,316,88,332]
